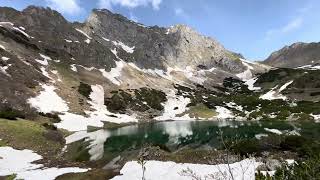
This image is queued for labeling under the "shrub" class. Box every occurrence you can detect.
[230,139,261,156]
[0,108,25,120]
[280,136,307,152]
[274,154,320,179]
[105,88,167,113]
[39,112,61,123]
[78,82,92,99]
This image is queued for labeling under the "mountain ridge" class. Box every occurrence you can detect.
[263,41,320,68]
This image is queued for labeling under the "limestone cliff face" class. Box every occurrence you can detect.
[83,9,245,72]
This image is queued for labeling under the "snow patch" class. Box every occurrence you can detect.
[75,28,92,44]
[311,114,320,122]
[259,171,276,177]
[226,102,243,111]
[56,112,105,132]
[286,159,295,165]
[260,80,293,100]
[264,128,282,135]
[77,65,96,71]
[100,60,124,86]
[1,57,9,61]
[0,22,14,26]
[0,146,88,180]
[64,39,73,43]
[0,44,6,50]
[35,53,52,66]
[279,80,294,92]
[129,63,173,81]
[51,70,62,82]
[154,91,191,121]
[168,66,216,85]
[40,67,52,80]
[112,159,257,180]
[102,37,110,42]
[84,39,91,44]
[245,78,261,91]
[237,69,252,81]
[255,134,268,140]
[112,41,135,53]
[13,27,31,38]
[237,59,255,80]
[56,85,137,131]
[70,64,77,72]
[215,106,234,119]
[297,64,320,70]
[27,84,69,113]
[0,64,12,77]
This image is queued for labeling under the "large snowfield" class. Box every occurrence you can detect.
[111,159,258,180]
[0,147,88,180]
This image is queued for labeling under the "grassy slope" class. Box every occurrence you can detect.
[182,103,217,119]
[0,119,63,156]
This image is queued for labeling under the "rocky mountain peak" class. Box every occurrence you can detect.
[0,5,69,33]
[264,41,320,68]
[90,9,130,23]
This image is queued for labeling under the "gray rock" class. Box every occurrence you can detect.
[266,159,282,170]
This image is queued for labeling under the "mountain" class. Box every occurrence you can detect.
[2,5,320,180]
[263,42,320,68]
[0,6,269,123]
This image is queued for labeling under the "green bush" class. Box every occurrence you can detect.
[39,112,61,123]
[274,154,320,179]
[105,88,167,113]
[78,82,92,99]
[230,139,261,156]
[0,108,25,120]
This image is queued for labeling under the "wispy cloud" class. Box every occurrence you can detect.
[264,2,313,40]
[174,7,189,19]
[281,17,303,33]
[129,12,139,22]
[98,0,162,10]
[297,3,312,14]
[265,17,303,40]
[45,0,82,15]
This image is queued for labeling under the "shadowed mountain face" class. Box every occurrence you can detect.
[263,42,320,68]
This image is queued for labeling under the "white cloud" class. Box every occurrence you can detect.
[98,0,162,10]
[45,0,82,15]
[265,17,303,40]
[281,17,303,33]
[174,7,189,19]
[129,13,139,22]
[297,3,312,14]
[174,7,184,16]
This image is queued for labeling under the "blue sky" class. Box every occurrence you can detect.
[1,0,320,60]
